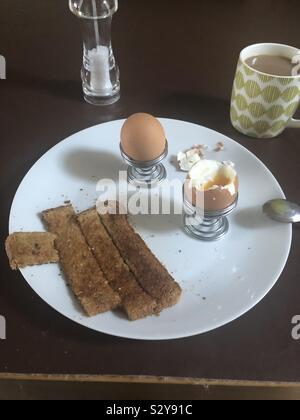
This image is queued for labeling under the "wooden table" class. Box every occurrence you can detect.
[0,0,300,400]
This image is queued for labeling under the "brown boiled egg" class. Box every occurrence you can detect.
[121,113,166,162]
[185,160,239,212]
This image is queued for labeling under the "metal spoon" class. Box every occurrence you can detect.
[263,199,300,223]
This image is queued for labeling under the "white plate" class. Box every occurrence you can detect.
[9,119,292,340]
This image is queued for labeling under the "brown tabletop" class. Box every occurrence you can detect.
[1,0,300,383]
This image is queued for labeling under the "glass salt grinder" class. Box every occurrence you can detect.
[69,0,120,106]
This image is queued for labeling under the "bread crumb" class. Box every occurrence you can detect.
[215,142,224,152]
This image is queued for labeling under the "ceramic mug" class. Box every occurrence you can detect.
[231,43,300,138]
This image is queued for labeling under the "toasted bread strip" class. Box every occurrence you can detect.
[5,232,59,270]
[100,206,182,312]
[77,208,157,321]
[42,205,120,316]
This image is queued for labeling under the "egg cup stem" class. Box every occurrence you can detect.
[127,164,167,187]
[120,142,168,188]
[183,195,239,241]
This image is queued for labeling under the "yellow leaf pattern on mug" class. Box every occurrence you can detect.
[235,94,248,111]
[258,74,274,83]
[282,86,299,102]
[231,87,237,102]
[266,105,285,119]
[248,102,265,118]
[244,80,261,98]
[254,121,270,134]
[239,115,253,129]
[279,78,293,86]
[270,120,286,133]
[230,105,238,122]
[284,102,299,116]
[261,86,282,103]
[235,71,245,90]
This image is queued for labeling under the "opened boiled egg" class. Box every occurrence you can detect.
[121,113,166,162]
[185,160,239,211]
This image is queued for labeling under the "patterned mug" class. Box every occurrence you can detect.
[231,43,300,138]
